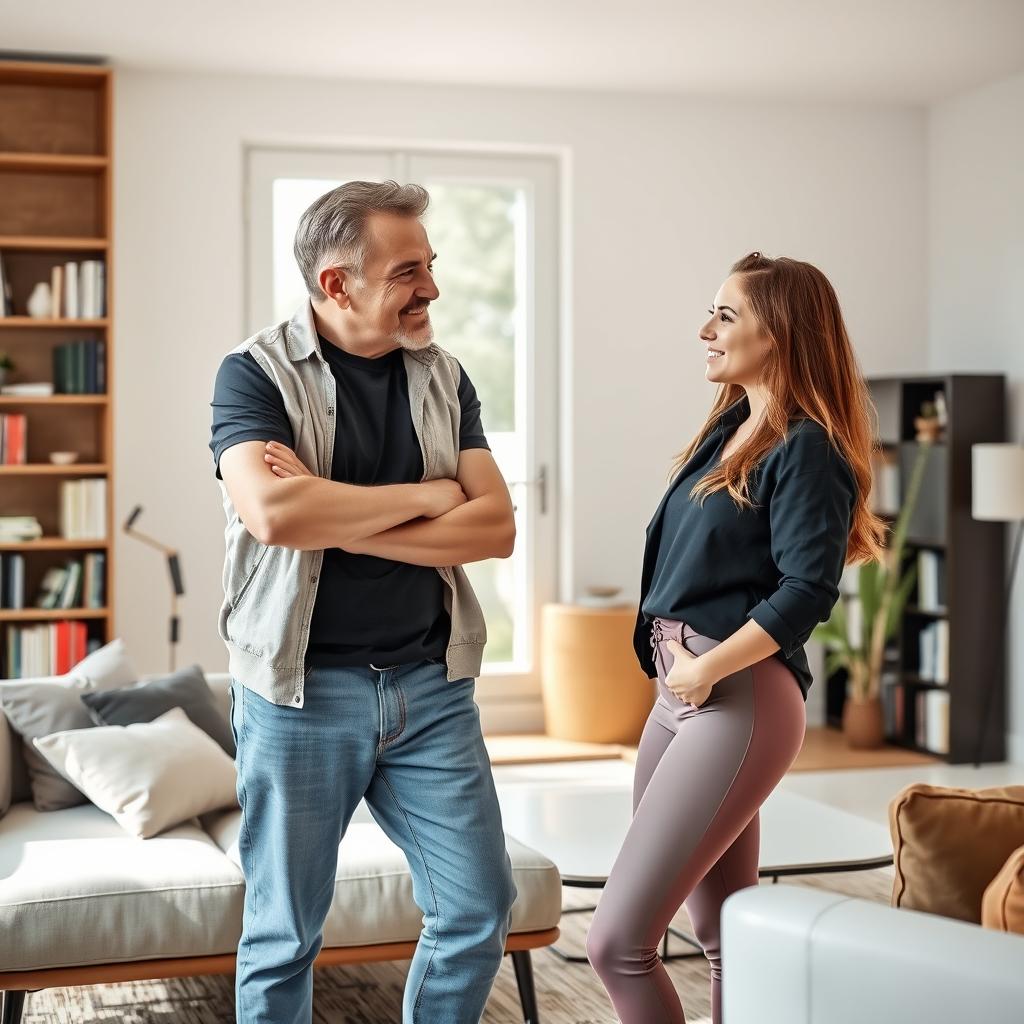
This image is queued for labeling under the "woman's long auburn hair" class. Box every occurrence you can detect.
[671,251,887,567]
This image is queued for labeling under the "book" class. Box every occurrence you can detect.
[58,479,107,539]
[64,261,79,319]
[0,553,25,609]
[57,559,83,609]
[35,566,67,609]
[0,515,43,541]
[50,264,62,318]
[2,620,90,677]
[1,382,54,396]
[0,252,9,317]
[79,260,106,319]
[0,413,27,464]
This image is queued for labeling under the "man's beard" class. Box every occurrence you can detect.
[391,318,434,351]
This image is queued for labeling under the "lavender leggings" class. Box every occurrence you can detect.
[586,617,806,1024]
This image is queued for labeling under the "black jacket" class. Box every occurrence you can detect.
[633,394,857,699]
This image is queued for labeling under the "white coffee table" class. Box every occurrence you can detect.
[494,764,893,961]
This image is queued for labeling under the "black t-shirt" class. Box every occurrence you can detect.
[209,337,489,668]
[635,395,857,700]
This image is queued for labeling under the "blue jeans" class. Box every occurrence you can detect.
[228,659,518,1024]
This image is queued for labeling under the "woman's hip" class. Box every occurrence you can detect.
[649,616,804,727]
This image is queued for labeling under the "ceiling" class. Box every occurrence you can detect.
[4,0,1024,104]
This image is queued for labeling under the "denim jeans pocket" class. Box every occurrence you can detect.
[228,678,240,751]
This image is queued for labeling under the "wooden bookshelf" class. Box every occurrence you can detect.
[0,59,114,676]
[825,374,1007,764]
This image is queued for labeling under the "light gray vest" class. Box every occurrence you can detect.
[216,301,487,708]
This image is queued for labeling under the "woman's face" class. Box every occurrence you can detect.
[698,273,771,386]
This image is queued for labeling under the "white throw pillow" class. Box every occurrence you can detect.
[66,636,138,690]
[32,707,238,838]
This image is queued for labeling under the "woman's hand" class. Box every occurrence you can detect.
[664,639,717,707]
[263,441,314,479]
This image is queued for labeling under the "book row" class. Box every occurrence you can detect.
[0,552,106,610]
[2,621,102,679]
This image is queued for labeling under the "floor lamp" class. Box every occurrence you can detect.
[971,442,1024,766]
[122,505,185,672]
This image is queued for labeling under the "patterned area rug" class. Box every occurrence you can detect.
[19,867,894,1023]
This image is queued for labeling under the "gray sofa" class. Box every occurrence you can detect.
[0,671,563,1023]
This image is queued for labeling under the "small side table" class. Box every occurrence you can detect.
[541,603,656,746]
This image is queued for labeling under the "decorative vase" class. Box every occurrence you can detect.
[914,416,942,442]
[843,696,885,749]
[26,281,52,319]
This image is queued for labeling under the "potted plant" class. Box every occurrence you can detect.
[811,440,932,748]
[914,400,943,442]
[0,351,14,389]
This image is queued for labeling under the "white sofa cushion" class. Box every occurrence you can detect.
[32,708,239,838]
[0,802,245,971]
[202,800,563,945]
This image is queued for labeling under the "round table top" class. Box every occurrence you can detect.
[495,769,893,885]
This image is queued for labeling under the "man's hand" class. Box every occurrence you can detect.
[263,441,314,478]
[420,479,468,518]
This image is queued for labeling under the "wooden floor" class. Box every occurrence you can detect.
[486,726,938,772]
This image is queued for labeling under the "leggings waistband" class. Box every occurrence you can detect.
[649,616,689,648]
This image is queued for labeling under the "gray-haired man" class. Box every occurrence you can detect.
[209,181,518,1023]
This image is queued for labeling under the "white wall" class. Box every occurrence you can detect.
[928,70,1024,763]
[112,69,928,697]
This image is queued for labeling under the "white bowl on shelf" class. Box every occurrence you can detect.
[48,451,79,465]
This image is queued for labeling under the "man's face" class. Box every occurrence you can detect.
[345,212,440,351]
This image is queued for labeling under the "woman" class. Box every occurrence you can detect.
[586,251,886,1024]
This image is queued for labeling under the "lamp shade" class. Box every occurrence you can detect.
[972,443,1024,522]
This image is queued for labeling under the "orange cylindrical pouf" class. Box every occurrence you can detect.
[540,603,656,745]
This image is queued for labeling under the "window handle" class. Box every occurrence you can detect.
[505,465,549,515]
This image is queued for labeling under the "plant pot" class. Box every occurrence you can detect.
[843,696,885,749]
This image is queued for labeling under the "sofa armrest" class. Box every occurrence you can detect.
[722,884,1024,1024]
[0,710,11,816]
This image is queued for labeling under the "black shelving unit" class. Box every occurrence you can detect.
[825,374,1007,764]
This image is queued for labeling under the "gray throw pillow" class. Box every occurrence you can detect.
[0,638,138,813]
[80,664,235,756]
[1,682,102,810]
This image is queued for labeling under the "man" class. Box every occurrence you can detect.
[209,180,518,1024]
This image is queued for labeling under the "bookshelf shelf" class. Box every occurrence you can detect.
[0,59,114,677]
[0,153,108,173]
[0,463,108,475]
[904,605,948,618]
[0,538,109,552]
[0,236,108,252]
[0,317,109,329]
[0,608,108,622]
[0,395,108,406]
[826,373,1007,764]
[900,673,949,689]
